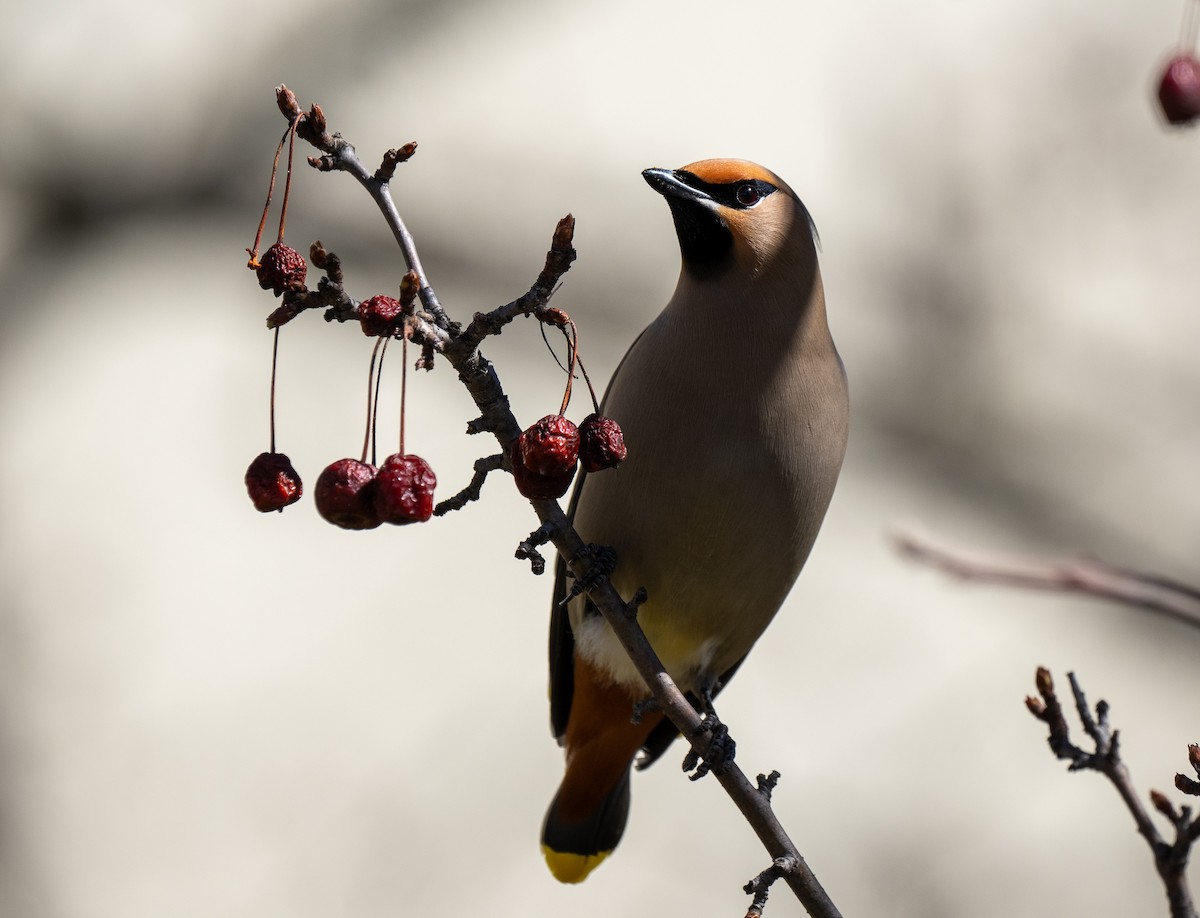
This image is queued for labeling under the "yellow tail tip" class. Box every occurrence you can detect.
[541,845,611,884]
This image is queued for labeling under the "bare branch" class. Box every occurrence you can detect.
[1028,669,1200,918]
[456,215,578,353]
[892,526,1200,630]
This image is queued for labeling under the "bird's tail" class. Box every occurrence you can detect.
[541,767,631,884]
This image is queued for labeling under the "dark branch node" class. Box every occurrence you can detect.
[266,249,356,329]
[631,696,660,726]
[743,856,799,918]
[433,454,505,516]
[757,770,782,801]
[417,340,436,371]
[515,522,555,575]
[374,142,418,183]
[625,586,648,621]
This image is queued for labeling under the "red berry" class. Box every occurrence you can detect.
[578,414,627,473]
[519,415,579,476]
[256,242,307,296]
[358,295,403,337]
[314,458,381,530]
[1157,54,1200,125]
[510,443,575,499]
[373,453,437,524]
[245,451,303,512]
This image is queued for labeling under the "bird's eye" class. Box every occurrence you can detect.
[735,184,761,207]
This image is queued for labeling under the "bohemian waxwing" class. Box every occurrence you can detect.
[541,159,849,883]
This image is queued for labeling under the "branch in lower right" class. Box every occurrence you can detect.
[1027,667,1200,918]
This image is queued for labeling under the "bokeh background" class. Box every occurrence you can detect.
[1,1,1198,915]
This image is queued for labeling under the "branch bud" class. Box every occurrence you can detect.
[1189,743,1200,772]
[552,214,576,252]
[266,302,303,328]
[307,103,327,136]
[310,240,329,270]
[1176,773,1200,796]
[1149,789,1177,819]
[376,142,419,182]
[1035,666,1054,696]
[275,85,303,121]
[399,271,420,312]
[1025,696,1046,718]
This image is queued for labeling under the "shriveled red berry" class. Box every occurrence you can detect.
[578,414,627,473]
[358,295,403,337]
[510,443,575,499]
[314,458,381,530]
[373,453,437,524]
[245,451,303,512]
[519,415,579,477]
[1157,54,1200,125]
[256,242,307,296]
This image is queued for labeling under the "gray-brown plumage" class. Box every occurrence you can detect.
[542,159,849,884]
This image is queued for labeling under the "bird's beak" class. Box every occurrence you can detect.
[642,168,713,205]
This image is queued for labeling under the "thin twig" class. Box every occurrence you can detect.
[433,453,505,516]
[892,526,1200,630]
[1028,669,1199,918]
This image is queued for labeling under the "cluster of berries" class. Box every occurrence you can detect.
[242,97,626,530]
[512,413,625,499]
[508,305,627,499]
[245,285,438,529]
[242,111,440,530]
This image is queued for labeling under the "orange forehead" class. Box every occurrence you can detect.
[678,158,781,186]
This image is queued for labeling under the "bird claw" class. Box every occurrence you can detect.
[561,543,618,604]
[682,714,736,781]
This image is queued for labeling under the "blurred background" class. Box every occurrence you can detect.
[1,0,1198,915]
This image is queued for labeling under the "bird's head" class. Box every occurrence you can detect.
[642,159,816,281]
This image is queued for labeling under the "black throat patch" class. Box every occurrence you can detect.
[666,197,733,276]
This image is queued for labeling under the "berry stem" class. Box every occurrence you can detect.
[400,323,409,456]
[269,326,280,453]
[371,336,390,467]
[247,125,290,267]
[578,354,601,414]
[276,116,300,245]
[361,335,386,465]
[556,320,579,418]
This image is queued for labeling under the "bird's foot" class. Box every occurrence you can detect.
[682,713,736,781]
[560,543,617,604]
